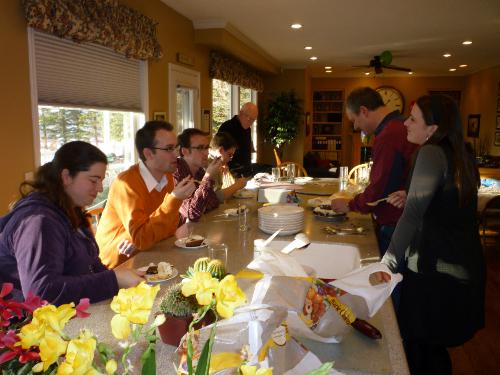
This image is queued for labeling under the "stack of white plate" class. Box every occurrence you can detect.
[258,204,304,235]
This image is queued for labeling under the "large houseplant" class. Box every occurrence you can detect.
[265,91,303,156]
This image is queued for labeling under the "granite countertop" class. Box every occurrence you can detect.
[67,182,409,374]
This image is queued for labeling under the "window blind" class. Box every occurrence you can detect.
[33,30,143,112]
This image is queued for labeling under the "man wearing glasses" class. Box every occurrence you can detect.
[96,121,196,268]
[174,128,224,223]
[217,102,258,176]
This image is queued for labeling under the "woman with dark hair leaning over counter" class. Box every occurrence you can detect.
[0,141,143,305]
[378,95,485,374]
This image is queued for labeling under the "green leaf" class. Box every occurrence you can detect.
[16,362,35,375]
[141,342,156,375]
[305,362,334,375]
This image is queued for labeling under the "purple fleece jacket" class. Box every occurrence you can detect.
[0,192,118,305]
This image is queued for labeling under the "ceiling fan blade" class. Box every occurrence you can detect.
[383,64,412,72]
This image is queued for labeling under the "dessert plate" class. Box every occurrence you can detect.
[137,265,179,284]
[175,236,208,249]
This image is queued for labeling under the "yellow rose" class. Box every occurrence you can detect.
[18,317,46,349]
[38,331,68,371]
[215,275,246,319]
[56,332,96,375]
[105,359,118,374]
[111,314,131,340]
[110,282,160,324]
[181,271,219,306]
[209,352,242,373]
[34,303,76,335]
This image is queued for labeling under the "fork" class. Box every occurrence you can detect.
[366,197,388,206]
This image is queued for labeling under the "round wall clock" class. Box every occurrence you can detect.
[376,86,404,113]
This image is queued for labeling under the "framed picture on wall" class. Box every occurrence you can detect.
[153,112,166,121]
[467,114,480,138]
[495,132,500,146]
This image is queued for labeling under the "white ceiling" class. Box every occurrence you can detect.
[160,0,500,77]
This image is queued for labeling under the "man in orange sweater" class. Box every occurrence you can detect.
[96,121,196,268]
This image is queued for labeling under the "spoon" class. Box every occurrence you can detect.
[281,233,311,254]
[261,228,283,248]
[366,197,388,206]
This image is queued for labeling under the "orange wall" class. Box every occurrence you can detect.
[0,1,35,212]
[463,65,500,156]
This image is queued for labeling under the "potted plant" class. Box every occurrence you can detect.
[265,90,303,159]
[157,257,227,346]
[157,283,198,346]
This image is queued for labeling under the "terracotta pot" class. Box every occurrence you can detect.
[157,313,192,347]
[157,311,216,347]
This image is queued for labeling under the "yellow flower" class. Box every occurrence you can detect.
[182,271,219,306]
[34,303,76,336]
[111,314,131,340]
[110,282,160,324]
[215,275,246,319]
[18,317,46,349]
[38,331,68,371]
[105,359,118,374]
[209,352,242,373]
[240,365,273,375]
[56,331,97,375]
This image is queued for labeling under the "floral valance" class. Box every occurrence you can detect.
[209,51,264,92]
[22,0,162,60]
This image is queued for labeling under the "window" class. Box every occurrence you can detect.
[38,106,144,205]
[29,29,147,207]
[212,79,258,162]
[176,86,196,132]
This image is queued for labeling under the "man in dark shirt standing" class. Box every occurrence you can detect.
[217,102,258,176]
[331,87,418,254]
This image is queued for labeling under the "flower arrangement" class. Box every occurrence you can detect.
[0,281,161,374]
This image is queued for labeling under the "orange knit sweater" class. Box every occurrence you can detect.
[96,164,182,268]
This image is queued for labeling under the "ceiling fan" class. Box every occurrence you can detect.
[353,51,412,74]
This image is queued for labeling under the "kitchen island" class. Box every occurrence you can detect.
[67,182,409,374]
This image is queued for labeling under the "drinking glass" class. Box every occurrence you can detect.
[339,166,349,182]
[208,243,228,267]
[238,204,248,231]
[287,164,296,182]
[271,167,281,182]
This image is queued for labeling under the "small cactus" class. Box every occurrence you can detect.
[194,257,210,272]
[207,259,226,280]
[159,283,198,317]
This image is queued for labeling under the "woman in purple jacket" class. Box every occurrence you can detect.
[0,141,143,305]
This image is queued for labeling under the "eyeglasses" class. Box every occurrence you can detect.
[151,145,178,152]
[189,145,210,151]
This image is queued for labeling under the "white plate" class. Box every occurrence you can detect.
[224,207,249,216]
[313,212,347,222]
[137,267,179,284]
[258,204,304,215]
[294,177,314,184]
[259,226,302,236]
[175,236,208,249]
[233,189,256,199]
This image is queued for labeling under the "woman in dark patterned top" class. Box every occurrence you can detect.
[379,95,485,375]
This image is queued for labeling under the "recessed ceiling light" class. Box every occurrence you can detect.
[291,23,302,29]
[462,40,472,45]
[449,68,457,71]
[459,64,468,68]
[304,46,312,50]
[324,66,332,69]
[443,53,451,58]
[364,72,370,76]
[408,71,413,75]
[309,56,318,61]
